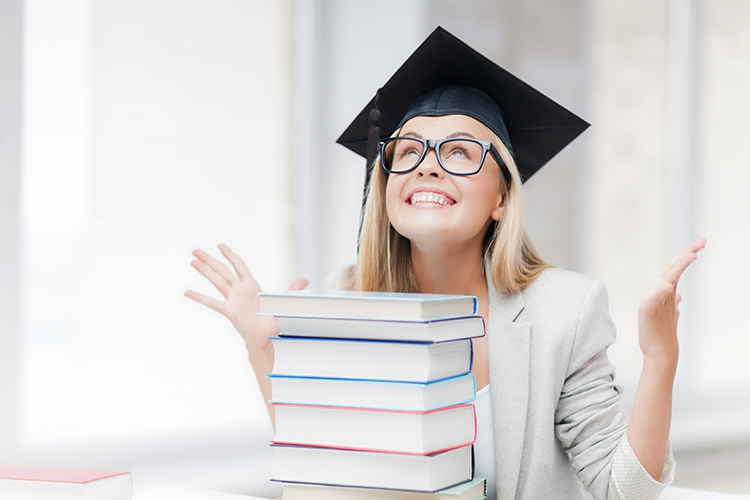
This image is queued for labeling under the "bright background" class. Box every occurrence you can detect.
[1,0,749,496]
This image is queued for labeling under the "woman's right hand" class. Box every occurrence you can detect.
[185,243,308,354]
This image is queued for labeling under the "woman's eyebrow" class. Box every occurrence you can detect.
[402,131,424,139]
[447,131,477,139]
[401,131,478,139]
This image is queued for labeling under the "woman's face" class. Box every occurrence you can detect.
[385,114,506,252]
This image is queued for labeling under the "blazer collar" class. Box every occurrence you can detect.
[485,262,525,322]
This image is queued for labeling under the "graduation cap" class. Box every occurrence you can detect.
[337,26,590,195]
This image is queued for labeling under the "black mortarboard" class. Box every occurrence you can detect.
[337,26,590,191]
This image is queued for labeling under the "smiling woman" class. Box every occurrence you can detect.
[188,26,706,500]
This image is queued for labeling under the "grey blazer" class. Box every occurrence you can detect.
[487,267,628,500]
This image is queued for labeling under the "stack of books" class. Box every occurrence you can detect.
[259,290,488,500]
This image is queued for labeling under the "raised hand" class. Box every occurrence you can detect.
[637,237,706,361]
[628,237,706,480]
[185,243,308,354]
[185,244,307,423]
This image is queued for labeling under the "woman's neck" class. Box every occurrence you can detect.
[410,241,487,297]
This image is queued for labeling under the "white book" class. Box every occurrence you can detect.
[0,464,132,500]
[281,478,487,500]
[268,373,476,411]
[271,337,472,383]
[259,290,477,321]
[276,315,485,343]
[273,403,476,455]
[273,444,473,492]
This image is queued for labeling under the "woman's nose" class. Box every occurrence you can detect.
[415,148,443,178]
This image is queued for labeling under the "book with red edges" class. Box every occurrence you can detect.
[273,403,476,455]
[0,464,132,499]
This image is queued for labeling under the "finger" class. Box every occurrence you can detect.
[676,293,683,305]
[218,243,253,282]
[192,249,236,284]
[289,278,309,291]
[662,251,697,288]
[191,259,232,297]
[185,289,226,314]
[664,238,707,276]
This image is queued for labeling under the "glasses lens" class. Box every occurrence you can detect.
[438,139,485,175]
[383,138,425,172]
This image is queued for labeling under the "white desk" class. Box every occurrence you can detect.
[133,484,750,500]
[662,486,750,499]
[133,485,276,500]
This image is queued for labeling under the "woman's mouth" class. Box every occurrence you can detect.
[407,190,456,206]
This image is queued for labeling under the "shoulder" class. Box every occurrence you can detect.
[324,265,356,291]
[522,267,607,309]
[515,267,613,340]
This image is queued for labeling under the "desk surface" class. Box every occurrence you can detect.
[133,484,750,500]
[133,485,276,500]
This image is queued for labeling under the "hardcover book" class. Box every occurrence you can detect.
[272,444,473,492]
[281,477,487,500]
[269,373,476,411]
[259,290,477,321]
[275,315,485,343]
[271,337,472,383]
[273,403,476,455]
[0,464,132,499]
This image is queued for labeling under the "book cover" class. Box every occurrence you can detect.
[273,403,476,455]
[271,337,473,383]
[259,290,477,321]
[268,373,476,411]
[272,444,473,492]
[0,464,132,499]
[281,477,487,500]
[275,315,485,343]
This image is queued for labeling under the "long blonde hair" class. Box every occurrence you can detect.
[350,123,549,294]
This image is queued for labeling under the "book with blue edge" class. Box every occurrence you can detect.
[270,336,473,383]
[268,373,476,411]
[258,290,478,321]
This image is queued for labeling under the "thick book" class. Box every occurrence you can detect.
[273,403,476,455]
[0,464,132,499]
[271,337,472,383]
[276,315,485,343]
[259,290,477,321]
[269,373,476,411]
[281,477,487,500]
[272,444,473,492]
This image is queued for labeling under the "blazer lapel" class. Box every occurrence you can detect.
[486,268,530,500]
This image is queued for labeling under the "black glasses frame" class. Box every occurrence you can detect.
[378,136,510,182]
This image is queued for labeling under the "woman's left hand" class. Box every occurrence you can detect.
[637,238,706,361]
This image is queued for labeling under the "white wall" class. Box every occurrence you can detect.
[19,0,292,454]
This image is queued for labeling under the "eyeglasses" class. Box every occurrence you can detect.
[378,136,509,181]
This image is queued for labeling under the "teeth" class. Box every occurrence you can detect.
[411,192,451,205]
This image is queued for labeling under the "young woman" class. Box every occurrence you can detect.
[186,28,705,500]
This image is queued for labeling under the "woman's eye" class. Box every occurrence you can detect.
[399,147,420,158]
[446,147,470,159]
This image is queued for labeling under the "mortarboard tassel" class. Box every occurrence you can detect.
[358,89,381,247]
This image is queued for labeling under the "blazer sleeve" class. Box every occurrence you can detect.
[554,278,674,500]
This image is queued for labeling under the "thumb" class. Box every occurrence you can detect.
[288,278,309,291]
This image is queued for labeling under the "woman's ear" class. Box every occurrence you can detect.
[491,193,505,221]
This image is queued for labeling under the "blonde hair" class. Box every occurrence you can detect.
[350,124,549,294]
